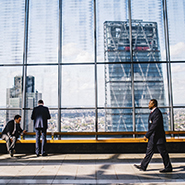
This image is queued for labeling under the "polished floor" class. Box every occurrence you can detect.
[0,153,185,184]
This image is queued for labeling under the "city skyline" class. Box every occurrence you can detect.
[6,75,42,132]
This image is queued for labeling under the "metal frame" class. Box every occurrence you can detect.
[58,0,62,132]
[94,0,98,139]
[1,0,184,134]
[163,0,174,131]
[128,0,136,132]
[22,0,30,130]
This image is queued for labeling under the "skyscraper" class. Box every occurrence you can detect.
[104,20,167,131]
[6,75,42,132]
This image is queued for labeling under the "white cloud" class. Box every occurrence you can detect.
[170,42,185,60]
[62,43,80,57]
[171,64,185,73]
[62,43,93,63]
[162,42,185,61]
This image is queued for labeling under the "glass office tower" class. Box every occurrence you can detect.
[6,76,42,132]
[104,20,167,131]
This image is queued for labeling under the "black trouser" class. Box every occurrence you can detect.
[141,142,172,170]
[2,134,17,153]
[35,128,47,155]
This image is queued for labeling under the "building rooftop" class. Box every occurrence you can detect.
[0,153,185,184]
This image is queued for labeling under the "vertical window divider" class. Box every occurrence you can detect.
[22,0,29,130]
[58,0,62,134]
[94,0,98,140]
[128,0,136,135]
[163,0,174,131]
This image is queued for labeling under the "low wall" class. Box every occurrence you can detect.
[0,142,185,154]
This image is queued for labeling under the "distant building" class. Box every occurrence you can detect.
[6,75,42,132]
[104,20,167,131]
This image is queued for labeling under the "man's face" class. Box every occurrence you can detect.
[148,100,155,110]
[15,117,21,124]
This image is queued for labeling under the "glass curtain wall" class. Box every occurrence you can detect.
[131,0,169,131]
[0,0,25,131]
[0,0,185,134]
[167,0,185,131]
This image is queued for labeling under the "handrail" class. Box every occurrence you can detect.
[1,131,185,136]
[0,131,185,143]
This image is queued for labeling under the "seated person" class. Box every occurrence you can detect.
[1,115,26,157]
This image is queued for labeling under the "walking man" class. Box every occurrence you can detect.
[134,99,172,172]
[31,100,51,157]
[2,115,26,157]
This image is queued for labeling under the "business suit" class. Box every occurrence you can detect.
[2,120,23,153]
[31,105,51,155]
[141,107,172,171]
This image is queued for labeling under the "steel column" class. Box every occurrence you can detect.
[22,0,29,130]
[94,0,98,140]
[58,0,62,133]
[128,0,135,133]
[163,0,174,131]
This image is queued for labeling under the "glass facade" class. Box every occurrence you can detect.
[0,0,185,134]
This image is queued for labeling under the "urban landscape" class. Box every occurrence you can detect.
[0,108,185,133]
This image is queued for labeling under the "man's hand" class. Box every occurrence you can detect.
[143,136,148,141]
[23,130,27,134]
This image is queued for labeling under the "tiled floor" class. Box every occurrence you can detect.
[0,153,185,184]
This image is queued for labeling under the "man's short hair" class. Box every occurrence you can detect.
[38,100,44,104]
[151,99,158,107]
[14,115,21,120]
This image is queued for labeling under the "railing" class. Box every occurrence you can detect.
[1,131,185,143]
[19,131,185,136]
[0,131,185,143]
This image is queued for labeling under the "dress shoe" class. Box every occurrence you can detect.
[159,168,172,173]
[10,153,13,157]
[134,164,146,171]
[42,153,48,156]
[36,154,40,157]
[9,151,13,157]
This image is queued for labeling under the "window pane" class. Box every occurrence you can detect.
[167,0,185,61]
[167,1,185,107]
[171,63,185,106]
[174,108,185,131]
[0,67,22,124]
[131,0,166,61]
[62,65,95,107]
[28,0,58,63]
[96,0,127,62]
[26,66,58,108]
[134,63,168,107]
[0,110,6,132]
[98,109,105,132]
[104,109,133,132]
[61,109,95,132]
[62,0,94,63]
[0,0,25,64]
[98,63,132,108]
[0,67,22,108]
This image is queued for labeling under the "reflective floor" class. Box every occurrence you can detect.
[0,153,185,184]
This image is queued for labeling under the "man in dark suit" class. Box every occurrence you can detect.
[134,99,172,172]
[31,100,51,157]
[2,115,26,157]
